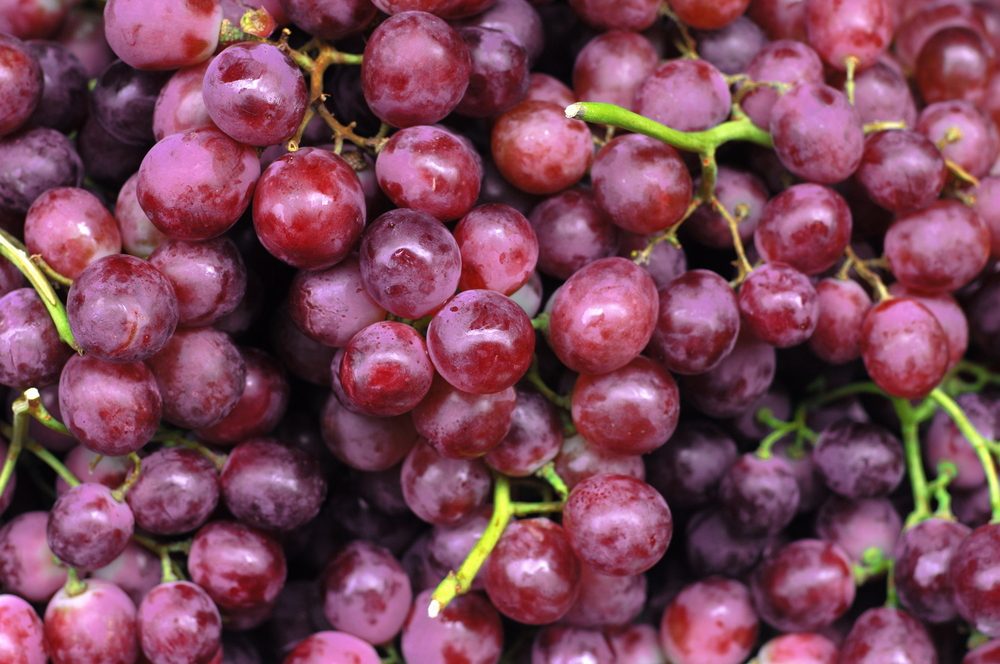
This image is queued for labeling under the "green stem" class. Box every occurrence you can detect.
[159,548,178,583]
[535,462,568,501]
[524,358,571,410]
[893,398,932,528]
[511,500,564,516]
[930,461,958,519]
[111,453,142,502]
[429,474,512,617]
[25,441,79,488]
[0,389,35,499]
[26,396,70,435]
[852,546,892,585]
[380,643,403,664]
[530,312,550,334]
[803,380,886,409]
[930,388,1000,523]
[565,102,773,152]
[0,231,80,352]
[64,567,87,597]
[155,430,227,471]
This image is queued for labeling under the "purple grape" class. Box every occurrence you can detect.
[634,58,732,132]
[741,39,823,129]
[24,186,122,279]
[719,453,800,537]
[815,496,901,564]
[856,129,947,214]
[456,26,529,118]
[809,277,871,364]
[90,542,160,606]
[531,626,614,664]
[756,633,839,664]
[220,437,327,532]
[59,355,162,456]
[738,262,818,348]
[0,34,42,137]
[682,329,776,418]
[0,127,82,215]
[24,40,88,133]
[849,60,918,127]
[47,482,134,571]
[0,594,45,664]
[126,447,220,535]
[917,100,998,180]
[925,392,994,491]
[282,0,375,39]
[695,16,767,74]
[755,183,852,276]
[322,541,412,645]
[805,0,893,69]
[67,254,179,362]
[457,0,543,64]
[196,348,289,445]
[320,393,418,471]
[894,517,970,624]
[659,577,759,664]
[401,590,503,664]
[287,257,386,348]
[43,579,138,664]
[951,523,1000,637]
[284,631,381,664]
[152,60,213,141]
[90,59,169,145]
[114,172,167,259]
[103,0,222,70]
[555,433,646,490]
[0,512,67,603]
[138,581,222,664]
[861,298,949,400]
[685,167,768,250]
[685,509,767,577]
[812,421,904,499]
[76,114,147,186]
[400,439,491,525]
[484,388,562,477]
[454,204,539,296]
[562,563,645,628]
[645,420,738,509]
[529,188,618,280]
[0,288,72,388]
[837,607,937,664]
[148,237,246,327]
[188,520,286,611]
[572,30,657,110]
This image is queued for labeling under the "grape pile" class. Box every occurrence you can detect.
[3,0,1000,662]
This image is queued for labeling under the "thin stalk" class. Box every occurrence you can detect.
[511,501,564,516]
[535,462,568,500]
[64,567,87,597]
[893,397,932,528]
[524,358,571,410]
[25,441,79,488]
[111,453,142,502]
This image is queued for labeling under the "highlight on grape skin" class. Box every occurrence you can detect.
[0,0,999,662]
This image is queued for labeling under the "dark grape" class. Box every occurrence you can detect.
[755,184,851,276]
[400,439,491,525]
[47,482,134,571]
[719,453,800,537]
[894,518,970,624]
[812,421,904,499]
[126,447,219,535]
[951,523,1000,637]
[138,581,222,664]
[815,496,901,564]
[188,520,287,611]
[0,288,72,388]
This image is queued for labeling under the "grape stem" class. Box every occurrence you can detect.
[63,566,87,597]
[535,462,569,500]
[530,312,550,334]
[0,389,38,500]
[24,395,71,436]
[429,474,513,617]
[929,388,1000,523]
[630,198,701,265]
[658,4,698,59]
[0,230,81,352]
[755,407,815,459]
[930,461,958,519]
[852,546,892,585]
[524,357,571,410]
[110,453,142,502]
[892,397,935,528]
[843,55,859,105]
[154,428,228,471]
[841,245,890,301]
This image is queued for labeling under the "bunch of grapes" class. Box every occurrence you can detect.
[2,0,1000,662]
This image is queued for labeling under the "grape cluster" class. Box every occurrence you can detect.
[2,0,1000,663]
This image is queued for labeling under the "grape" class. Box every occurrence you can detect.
[0,594,45,664]
[572,30,657,109]
[738,262,818,348]
[769,83,864,184]
[401,590,503,664]
[126,448,219,535]
[282,0,376,40]
[47,482,134,571]
[966,640,1000,664]
[401,439,491,525]
[696,16,768,74]
[103,0,222,70]
[147,327,246,429]
[815,496,900,564]
[137,127,260,241]
[427,290,534,395]
[283,631,381,664]
[43,579,139,664]
[0,512,67,603]
[67,254,178,362]
[893,518,970,624]
[456,26,529,118]
[270,307,337,386]
[138,581,222,664]
[322,541,412,645]
[555,433,645,490]
[221,437,327,532]
[685,509,767,577]
[0,0,71,39]
[562,564,646,628]
[148,237,246,327]
[975,176,1000,258]
[917,100,998,180]
[0,127,82,215]
[55,7,115,77]
[741,39,823,130]
[860,298,949,400]
[951,523,1000,637]
[491,100,594,195]
[847,60,918,127]
[426,509,490,590]
[525,72,575,106]
[668,0,750,29]
[755,184,852,276]
[562,473,672,576]
[320,393,418,471]
[607,624,666,664]
[719,453,800,537]
[645,421,738,509]
[751,539,855,632]
[808,278,871,364]
[412,376,516,459]
[358,208,461,319]
[454,204,538,295]
[458,0,544,64]
[26,40,89,134]
[0,34,42,138]
[376,125,482,221]
[532,626,614,663]
[591,134,693,235]
[253,147,366,270]
[484,518,581,624]
[925,392,995,490]
[916,27,992,105]
[153,60,214,141]
[812,421,904,499]
[529,189,618,280]
[60,450,133,495]
[59,355,162,456]
[91,59,170,146]
[685,167,768,250]
[634,58,732,132]
[287,257,386,348]
[196,348,288,444]
[76,114,147,186]
[24,186,122,279]
[91,542,162,606]
[894,0,987,69]
[361,11,471,128]
[659,577,758,664]
[756,633,838,664]
[838,607,937,664]
[682,329,776,418]
[571,356,679,456]
[884,200,990,294]
[548,257,658,375]
[188,520,286,611]
[805,0,892,69]
[338,321,434,416]
[114,173,167,258]
[0,288,72,388]
[567,0,659,31]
